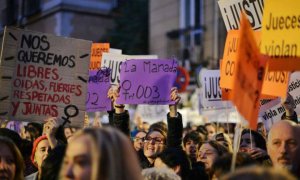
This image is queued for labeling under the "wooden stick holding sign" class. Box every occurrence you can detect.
[0,27,92,127]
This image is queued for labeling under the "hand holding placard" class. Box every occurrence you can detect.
[116,59,177,105]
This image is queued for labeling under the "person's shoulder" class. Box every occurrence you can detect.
[25,172,38,180]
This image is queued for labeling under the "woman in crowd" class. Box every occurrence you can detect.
[133,131,147,151]
[212,132,233,152]
[197,140,229,176]
[60,127,142,180]
[27,117,60,180]
[239,129,271,165]
[0,136,25,180]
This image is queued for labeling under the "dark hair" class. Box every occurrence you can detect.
[158,147,191,180]
[25,123,43,141]
[204,140,229,156]
[196,125,208,138]
[27,122,43,135]
[0,128,22,147]
[0,136,25,180]
[41,145,66,180]
[212,152,257,178]
[241,129,266,151]
[183,131,201,146]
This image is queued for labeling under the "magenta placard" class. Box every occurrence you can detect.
[116,59,177,105]
[86,68,112,111]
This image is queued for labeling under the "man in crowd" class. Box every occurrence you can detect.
[267,120,300,177]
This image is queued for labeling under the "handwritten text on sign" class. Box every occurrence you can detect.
[101,53,158,85]
[0,27,91,127]
[116,59,177,105]
[230,13,266,129]
[86,68,112,112]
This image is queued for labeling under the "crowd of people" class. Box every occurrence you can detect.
[0,87,299,180]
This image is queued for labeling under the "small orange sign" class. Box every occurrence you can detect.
[230,12,266,130]
[90,43,109,70]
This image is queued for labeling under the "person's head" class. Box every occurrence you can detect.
[0,128,22,150]
[183,131,202,162]
[240,129,266,152]
[221,166,296,180]
[64,126,77,142]
[60,127,141,180]
[212,152,256,179]
[267,120,300,173]
[196,125,208,141]
[0,136,25,180]
[31,135,50,171]
[205,123,216,140]
[24,122,43,141]
[149,121,168,134]
[142,167,181,180]
[143,127,167,163]
[256,122,267,138]
[197,140,229,172]
[154,147,191,179]
[212,133,233,152]
[133,131,146,151]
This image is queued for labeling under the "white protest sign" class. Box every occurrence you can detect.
[218,0,264,31]
[0,27,92,127]
[136,104,168,124]
[109,48,122,54]
[201,69,232,108]
[201,107,240,123]
[101,53,158,85]
[259,72,300,127]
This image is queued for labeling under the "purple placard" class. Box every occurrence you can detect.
[116,59,177,105]
[86,68,112,112]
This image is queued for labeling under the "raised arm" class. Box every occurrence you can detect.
[107,85,131,137]
[167,87,183,148]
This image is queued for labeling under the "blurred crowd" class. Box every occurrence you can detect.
[0,87,299,180]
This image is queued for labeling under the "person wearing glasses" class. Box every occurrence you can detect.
[133,131,147,151]
[107,86,182,169]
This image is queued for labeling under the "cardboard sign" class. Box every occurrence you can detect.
[89,43,109,70]
[109,48,122,54]
[201,69,232,108]
[259,0,300,98]
[116,59,177,105]
[259,72,300,128]
[218,0,264,31]
[260,0,300,57]
[101,53,158,85]
[0,27,92,127]
[201,107,240,123]
[230,13,266,129]
[86,68,111,112]
[136,104,169,123]
[220,30,261,89]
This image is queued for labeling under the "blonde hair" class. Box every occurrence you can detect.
[61,127,142,180]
